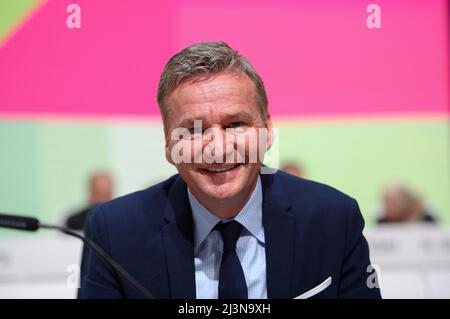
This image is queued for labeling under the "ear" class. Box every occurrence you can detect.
[264,114,273,152]
[165,128,175,165]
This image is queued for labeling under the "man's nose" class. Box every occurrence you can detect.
[202,128,234,162]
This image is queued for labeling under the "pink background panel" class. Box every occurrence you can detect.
[173,0,449,116]
[0,0,173,116]
[0,0,448,118]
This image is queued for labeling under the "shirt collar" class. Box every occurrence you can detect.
[188,176,265,248]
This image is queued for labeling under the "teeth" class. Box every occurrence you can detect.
[206,165,236,172]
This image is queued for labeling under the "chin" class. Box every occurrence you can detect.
[200,182,242,200]
[179,163,260,202]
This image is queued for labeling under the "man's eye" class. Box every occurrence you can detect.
[229,122,243,128]
[188,127,202,134]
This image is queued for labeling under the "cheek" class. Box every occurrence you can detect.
[168,139,202,164]
[233,129,266,163]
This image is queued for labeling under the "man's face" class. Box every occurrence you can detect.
[164,72,272,203]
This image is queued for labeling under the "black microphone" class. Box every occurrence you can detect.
[0,213,39,231]
[0,213,155,299]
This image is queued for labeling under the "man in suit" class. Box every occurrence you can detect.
[79,41,381,299]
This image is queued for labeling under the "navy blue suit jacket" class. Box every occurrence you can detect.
[79,171,381,299]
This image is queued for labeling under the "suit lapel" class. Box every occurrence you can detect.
[160,172,296,299]
[162,177,196,299]
[261,173,295,299]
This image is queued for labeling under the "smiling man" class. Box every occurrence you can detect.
[79,41,381,299]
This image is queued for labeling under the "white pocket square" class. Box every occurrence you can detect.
[294,276,332,299]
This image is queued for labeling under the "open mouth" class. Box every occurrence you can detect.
[199,163,242,174]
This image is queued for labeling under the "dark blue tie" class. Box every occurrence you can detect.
[215,220,248,299]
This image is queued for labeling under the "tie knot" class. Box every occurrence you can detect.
[214,220,244,252]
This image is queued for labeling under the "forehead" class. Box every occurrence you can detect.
[167,72,258,120]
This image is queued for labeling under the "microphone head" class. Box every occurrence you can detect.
[0,213,39,231]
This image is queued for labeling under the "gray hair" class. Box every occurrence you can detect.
[157,41,269,129]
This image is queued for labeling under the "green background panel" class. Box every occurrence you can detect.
[0,122,39,213]
[275,120,450,225]
[0,120,109,236]
[0,0,40,42]
[37,122,109,222]
[108,123,177,197]
[0,118,449,237]
[0,122,39,236]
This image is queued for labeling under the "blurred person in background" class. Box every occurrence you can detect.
[281,162,304,178]
[377,182,436,224]
[65,171,114,231]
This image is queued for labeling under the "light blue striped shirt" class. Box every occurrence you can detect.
[187,176,267,299]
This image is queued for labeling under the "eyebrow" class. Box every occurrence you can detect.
[221,111,256,123]
[176,111,257,128]
[177,118,198,128]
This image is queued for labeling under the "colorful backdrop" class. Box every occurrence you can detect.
[0,0,449,234]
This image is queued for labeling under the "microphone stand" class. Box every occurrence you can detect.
[0,213,155,299]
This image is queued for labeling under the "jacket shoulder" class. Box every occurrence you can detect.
[271,171,360,225]
[88,175,179,232]
[274,170,355,206]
